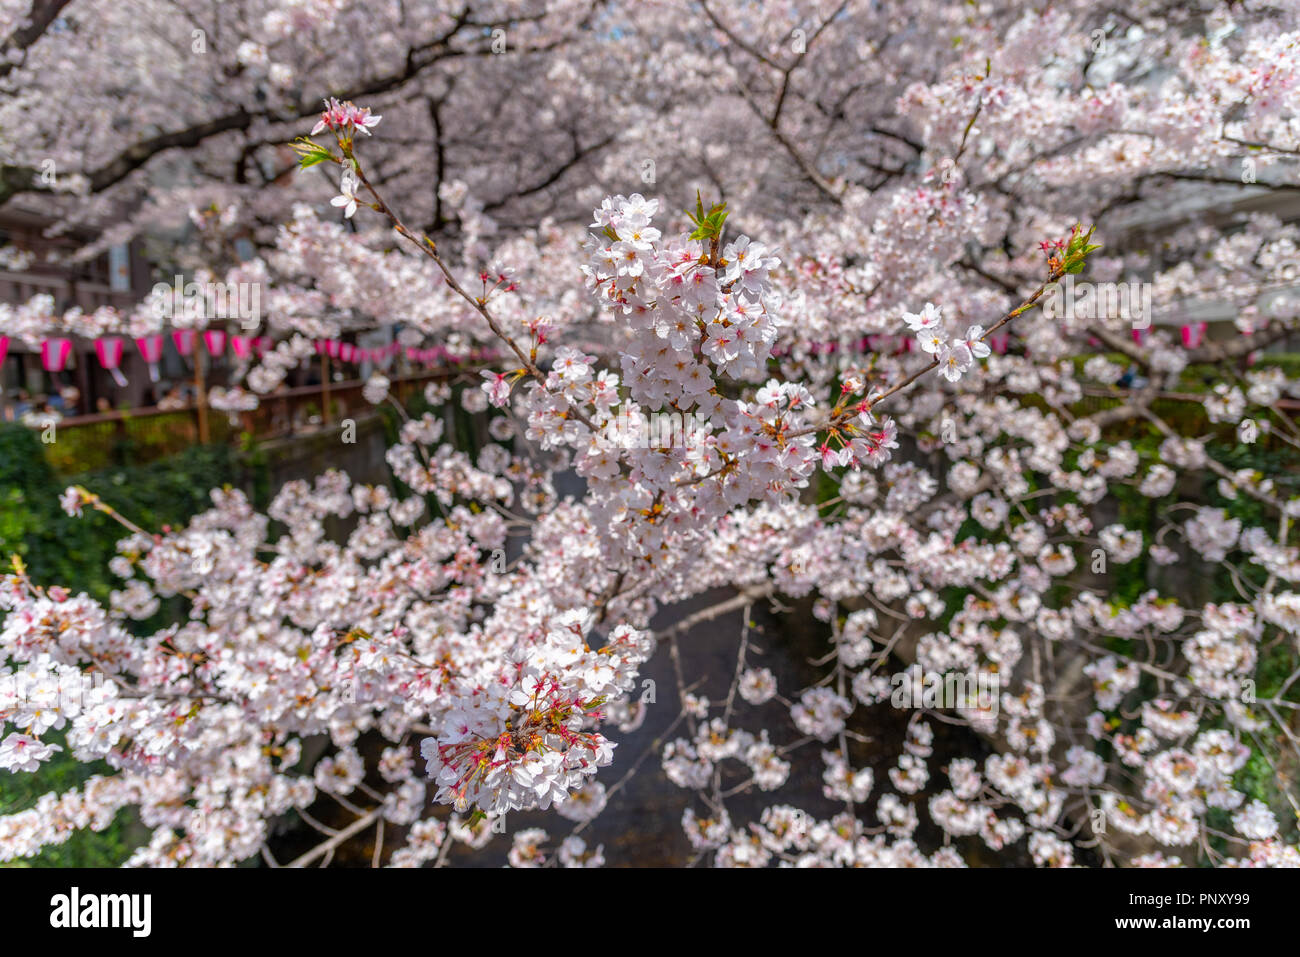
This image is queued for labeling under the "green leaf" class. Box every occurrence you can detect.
[290,136,336,171]
[685,194,729,242]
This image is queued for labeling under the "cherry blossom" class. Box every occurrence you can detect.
[1,0,1298,871]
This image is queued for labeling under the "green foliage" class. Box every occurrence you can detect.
[40,410,238,475]
[0,425,105,599]
[0,425,242,603]
[0,728,134,868]
[686,191,729,242]
[1198,438,1300,857]
[1255,353,1300,379]
[0,424,243,866]
[1233,749,1299,846]
[290,136,336,169]
[1061,223,1102,273]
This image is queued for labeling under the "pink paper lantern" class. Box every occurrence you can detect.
[231,336,252,359]
[94,337,129,388]
[172,329,196,357]
[41,338,73,372]
[0,335,8,366]
[136,335,164,382]
[203,330,227,356]
[1180,322,1206,348]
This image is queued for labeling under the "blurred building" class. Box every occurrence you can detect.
[0,201,155,416]
[1110,180,1300,354]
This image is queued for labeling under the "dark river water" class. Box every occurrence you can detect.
[269,586,1032,867]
